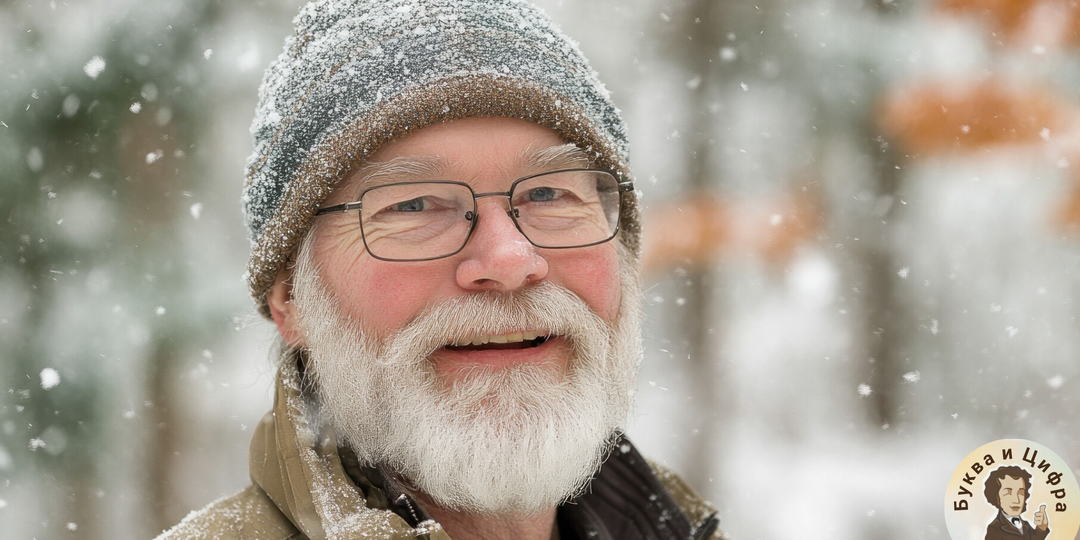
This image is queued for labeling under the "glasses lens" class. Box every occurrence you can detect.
[510,170,621,248]
[359,182,475,260]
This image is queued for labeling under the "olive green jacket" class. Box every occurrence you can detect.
[157,361,728,540]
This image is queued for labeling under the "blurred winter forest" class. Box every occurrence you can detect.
[3,0,1080,538]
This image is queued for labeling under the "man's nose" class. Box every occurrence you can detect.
[454,197,548,292]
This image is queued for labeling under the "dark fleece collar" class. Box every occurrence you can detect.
[341,434,717,540]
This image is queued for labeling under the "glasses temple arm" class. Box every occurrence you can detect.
[314,201,363,216]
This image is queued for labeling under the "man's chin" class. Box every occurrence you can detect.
[428,363,568,418]
[399,422,616,517]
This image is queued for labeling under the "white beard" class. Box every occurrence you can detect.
[290,236,644,516]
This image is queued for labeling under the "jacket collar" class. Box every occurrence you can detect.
[248,356,430,540]
[560,436,700,540]
[994,510,1027,537]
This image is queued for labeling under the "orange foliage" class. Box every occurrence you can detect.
[641,185,821,277]
[1051,148,1080,229]
[1055,184,1080,228]
[877,79,1069,156]
[938,0,1080,46]
[641,194,728,275]
[757,187,821,267]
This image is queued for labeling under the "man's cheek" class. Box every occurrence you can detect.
[348,273,443,334]
[555,251,622,320]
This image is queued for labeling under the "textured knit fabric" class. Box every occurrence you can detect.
[243,0,639,315]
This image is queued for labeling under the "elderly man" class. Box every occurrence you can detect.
[160,1,725,539]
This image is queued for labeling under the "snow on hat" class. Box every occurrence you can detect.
[243,0,639,316]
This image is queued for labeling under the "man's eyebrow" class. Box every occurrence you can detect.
[517,143,592,173]
[344,143,591,198]
[347,154,449,194]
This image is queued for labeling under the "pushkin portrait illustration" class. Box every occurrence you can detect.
[984,465,1050,540]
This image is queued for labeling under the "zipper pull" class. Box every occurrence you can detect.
[688,512,719,540]
[391,493,439,539]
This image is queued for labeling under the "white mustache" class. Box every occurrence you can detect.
[379,282,607,367]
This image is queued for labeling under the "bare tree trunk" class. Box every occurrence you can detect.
[147,337,182,537]
[856,0,909,430]
[675,0,726,488]
[859,126,907,428]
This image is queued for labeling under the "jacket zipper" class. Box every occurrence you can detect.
[689,512,720,540]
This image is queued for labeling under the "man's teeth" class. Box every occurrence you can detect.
[459,331,541,346]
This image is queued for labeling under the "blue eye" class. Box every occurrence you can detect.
[528,187,557,202]
[394,198,426,212]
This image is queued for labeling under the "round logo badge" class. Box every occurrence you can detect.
[945,439,1080,540]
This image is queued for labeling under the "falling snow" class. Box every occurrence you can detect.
[83,56,106,79]
[39,368,60,390]
[26,147,43,172]
[61,94,80,117]
[4,2,1080,540]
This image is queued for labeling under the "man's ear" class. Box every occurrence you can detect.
[268,264,305,348]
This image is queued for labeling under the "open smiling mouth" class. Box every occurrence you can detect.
[443,332,551,352]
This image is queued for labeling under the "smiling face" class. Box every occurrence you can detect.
[281,116,623,382]
[267,116,643,515]
[999,475,1027,517]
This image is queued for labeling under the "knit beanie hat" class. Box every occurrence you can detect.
[243,0,639,316]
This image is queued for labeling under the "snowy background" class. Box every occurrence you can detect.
[3,0,1080,538]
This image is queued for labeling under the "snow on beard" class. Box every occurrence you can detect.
[289,230,644,515]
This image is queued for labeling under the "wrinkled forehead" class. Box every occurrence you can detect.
[333,119,593,199]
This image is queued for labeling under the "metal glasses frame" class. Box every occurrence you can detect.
[313,168,635,262]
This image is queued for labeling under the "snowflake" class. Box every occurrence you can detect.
[39,368,60,390]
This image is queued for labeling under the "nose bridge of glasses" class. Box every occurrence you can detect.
[473,191,512,201]
[472,191,517,217]
[467,190,531,245]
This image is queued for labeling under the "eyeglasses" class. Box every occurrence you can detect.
[314,168,634,262]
